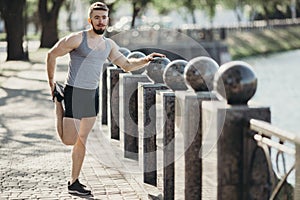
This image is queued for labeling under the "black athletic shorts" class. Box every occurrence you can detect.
[64,85,99,119]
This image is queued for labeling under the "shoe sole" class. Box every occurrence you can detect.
[68,190,91,196]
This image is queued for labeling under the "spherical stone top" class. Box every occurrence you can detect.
[214,61,257,105]
[184,56,219,92]
[163,59,188,91]
[127,51,146,74]
[145,57,171,83]
[119,47,131,57]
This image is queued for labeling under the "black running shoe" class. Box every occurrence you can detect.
[68,179,91,196]
[53,82,64,102]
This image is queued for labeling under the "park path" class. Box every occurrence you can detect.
[0,50,150,199]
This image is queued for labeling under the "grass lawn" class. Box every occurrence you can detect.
[225,26,300,59]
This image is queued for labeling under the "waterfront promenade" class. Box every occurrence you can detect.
[0,50,151,199]
[1,42,299,199]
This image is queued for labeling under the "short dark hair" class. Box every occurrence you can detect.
[89,2,109,17]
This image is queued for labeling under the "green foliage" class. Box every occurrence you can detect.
[221,0,294,21]
[203,0,217,20]
[151,0,176,15]
[225,26,300,59]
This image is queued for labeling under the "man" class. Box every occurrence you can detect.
[46,2,164,196]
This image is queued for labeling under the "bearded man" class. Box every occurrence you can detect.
[46,2,164,196]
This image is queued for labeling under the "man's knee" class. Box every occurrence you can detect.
[77,135,88,145]
[62,137,77,146]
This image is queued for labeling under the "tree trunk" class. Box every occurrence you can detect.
[131,2,140,28]
[263,5,270,24]
[191,9,196,24]
[39,0,64,48]
[40,16,59,48]
[0,0,27,61]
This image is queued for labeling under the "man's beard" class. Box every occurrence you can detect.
[92,22,106,35]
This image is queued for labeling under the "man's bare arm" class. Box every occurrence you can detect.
[108,39,165,72]
[46,32,81,92]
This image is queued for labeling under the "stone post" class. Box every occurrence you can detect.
[202,102,271,199]
[100,62,112,125]
[171,57,219,200]
[175,91,217,200]
[156,90,176,200]
[107,66,126,140]
[202,61,271,199]
[138,83,168,186]
[119,73,151,160]
[100,47,130,125]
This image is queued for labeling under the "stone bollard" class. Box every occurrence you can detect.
[119,73,151,160]
[119,52,151,160]
[119,47,131,57]
[103,47,130,126]
[100,62,112,125]
[202,61,271,199]
[107,66,126,140]
[161,59,188,199]
[156,90,175,200]
[127,51,147,75]
[137,57,170,186]
[174,57,219,200]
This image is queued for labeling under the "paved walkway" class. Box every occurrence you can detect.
[0,51,151,199]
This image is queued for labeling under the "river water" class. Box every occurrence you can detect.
[241,49,300,135]
[240,50,300,185]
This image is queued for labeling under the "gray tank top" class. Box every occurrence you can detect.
[66,31,111,89]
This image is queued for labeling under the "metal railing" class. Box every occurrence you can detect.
[250,119,300,200]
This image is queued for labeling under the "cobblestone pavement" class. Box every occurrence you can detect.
[0,57,150,199]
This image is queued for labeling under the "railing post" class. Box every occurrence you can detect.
[137,57,170,187]
[119,73,151,160]
[202,61,271,199]
[177,57,219,200]
[102,47,130,126]
[100,62,111,125]
[107,66,125,140]
[202,102,271,199]
[176,91,217,200]
[118,51,153,160]
[156,90,176,200]
[138,82,168,186]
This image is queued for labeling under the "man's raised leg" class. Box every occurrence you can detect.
[54,101,64,141]
[54,100,79,145]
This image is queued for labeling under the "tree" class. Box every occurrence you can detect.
[152,0,176,15]
[199,0,217,24]
[220,0,247,22]
[39,0,64,48]
[183,0,198,24]
[154,0,217,25]
[0,0,28,60]
[128,0,151,28]
[26,0,40,34]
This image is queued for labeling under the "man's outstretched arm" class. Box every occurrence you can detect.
[108,39,165,72]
